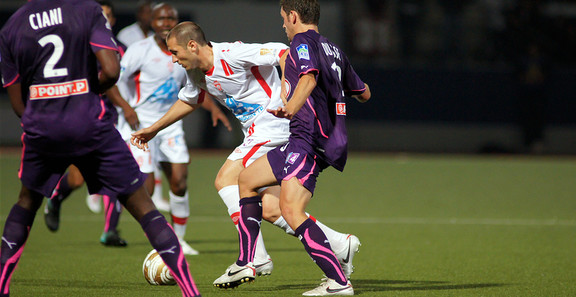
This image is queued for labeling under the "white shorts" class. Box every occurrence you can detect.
[121,119,189,173]
[149,122,190,165]
[227,135,288,168]
[128,141,154,173]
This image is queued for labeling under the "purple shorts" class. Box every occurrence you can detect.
[19,130,146,198]
[267,140,328,195]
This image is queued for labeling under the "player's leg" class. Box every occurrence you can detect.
[281,177,352,295]
[161,161,198,256]
[84,133,201,297]
[0,186,43,297]
[261,186,360,278]
[151,164,170,212]
[215,159,272,275]
[99,194,127,247]
[44,165,85,232]
[2,146,70,296]
[120,187,201,296]
[214,154,278,289]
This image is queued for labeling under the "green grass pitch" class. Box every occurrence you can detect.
[1,150,575,296]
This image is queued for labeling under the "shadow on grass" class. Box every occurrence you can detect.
[274,279,508,293]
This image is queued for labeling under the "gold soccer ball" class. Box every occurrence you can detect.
[142,249,176,285]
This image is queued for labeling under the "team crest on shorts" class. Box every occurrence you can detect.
[286,152,300,164]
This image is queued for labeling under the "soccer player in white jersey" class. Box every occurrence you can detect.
[112,4,230,256]
[131,21,361,279]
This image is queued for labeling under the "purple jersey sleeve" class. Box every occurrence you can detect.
[291,35,320,79]
[89,6,118,53]
[0,11,23,87]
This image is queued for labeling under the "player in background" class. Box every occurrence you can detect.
[114,3,230,256]
[131,21,361,279]
[0,1,202,296]
[213,0,371,295]
[117,0,154,47]
[43,0,134,247]
[88,0,172,214]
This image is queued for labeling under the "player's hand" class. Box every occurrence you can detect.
[267,106,293,120]
[123,106,140,130]
[131,128,158,151]
[211,109,232,131]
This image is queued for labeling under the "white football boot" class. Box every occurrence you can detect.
[254,256,273,276]
[151,194,171,212]
[178,238,199,256]
[86,194,102,214]
[335,235,361,279]
[213,262,256,289]
[302,278,354,296]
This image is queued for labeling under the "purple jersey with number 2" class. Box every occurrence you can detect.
[283,30,366,171]
[0,0,119,156]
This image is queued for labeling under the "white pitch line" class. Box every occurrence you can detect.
[317,217,576,227]
[1,215,573,227]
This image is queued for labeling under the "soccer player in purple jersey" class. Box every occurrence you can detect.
[214,0,371,295]
[44,0,133,247]
[0,1,201,296]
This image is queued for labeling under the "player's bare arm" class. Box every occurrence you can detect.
[131,99,199,150]
[7,83,24,118]
[353,83,371,103]
[267,72,316,119]
[95,49,120,93]
[200,95,232,131]
[105,85,140,130]
[279,50,289,105]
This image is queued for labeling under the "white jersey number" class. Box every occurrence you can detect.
[331,62,342,81]
[38,34,69,78]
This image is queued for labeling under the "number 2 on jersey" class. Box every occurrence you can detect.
[38,34,68,78]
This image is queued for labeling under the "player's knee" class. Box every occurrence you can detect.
[214,175,225,191]
[169,180,187,196]
[262,199,281,223]
[238,171,256,193]
[68,178,84,189]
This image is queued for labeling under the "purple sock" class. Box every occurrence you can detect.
[236,196,262,266]
[0,205,35,297]
[294,218,348,286]
[51,173,73,204]
[139,210,201,297]
[102,195,121,233]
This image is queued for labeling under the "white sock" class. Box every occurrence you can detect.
[218,185,240,217]
[273,214,348,253]
[152,167,163,201]
[273,216,295,235]
[315,218,348,254]
[169,191,189,239]
[218,185,269,263]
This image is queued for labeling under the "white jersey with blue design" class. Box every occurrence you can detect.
[178,41,290,139]
[117,36,187,125]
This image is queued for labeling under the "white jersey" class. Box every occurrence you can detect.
[117,36,187,127]
[178,41,290,139]
[116,22,154,47]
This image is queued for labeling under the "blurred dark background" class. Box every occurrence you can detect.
[1,0,575,154]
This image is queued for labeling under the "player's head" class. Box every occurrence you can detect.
[280,0,320,25]
[151,3,179,42]
[136,0,154,29]
[98,0,116,27]
[280,0,320,41]
[166,21,209,71]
